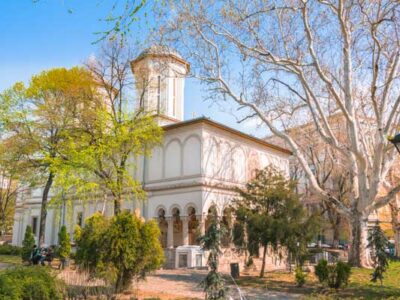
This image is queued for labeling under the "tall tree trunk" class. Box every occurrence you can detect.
[389,200,400,257]
[394,228,400,257]
[259,246,267,278]
[348,210,370,267]
[114,194,122,215]
[332,215,341,248]
[38,172,54,245]
[114,171,123,215]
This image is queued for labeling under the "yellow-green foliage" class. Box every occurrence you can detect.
[73,224,82,242]
[57,225,71,260]
[75,212,164,293]
[21,225,35,262]
[0,266,65,300]
[0,67,104,244]
[51,99,163,213]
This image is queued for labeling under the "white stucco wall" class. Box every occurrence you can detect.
[12,119,290,247]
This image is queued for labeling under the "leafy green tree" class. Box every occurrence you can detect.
[21,225,35,262]
[0,141,24,237]
[52,42,163,215]
[199,210,227,300]
[0,67,99,244]
[57,225,71,268]
[75,211,164,293]
[234,166,320,277]
[368,224,390,285]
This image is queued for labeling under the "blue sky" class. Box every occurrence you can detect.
[0,0,263,136]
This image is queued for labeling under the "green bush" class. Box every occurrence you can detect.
[57,225,71,263]
[0,266,65,300]
[21,225,35,262]
[314,259,351,289]
[0,244,22,255]
[75,212,164,293]
[295,266,307,287]
[315,259,329,283]
[333,261,351,288]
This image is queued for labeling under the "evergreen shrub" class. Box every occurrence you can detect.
[75,212,164,293]
[295,266,307,287]
[57,225,71,266]
[315,259,351,289]
[21,225,35,262]
[0,266,65,300]
[0,244,21,255]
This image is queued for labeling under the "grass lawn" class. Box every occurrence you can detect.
[0,254,22,266]
[237,261,400,299]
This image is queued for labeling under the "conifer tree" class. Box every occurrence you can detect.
[234,166,320,277]
[21,225,35,262]
[58,225,71,268]
[367,223,390,285]
[75,212,164,293]
[199,210,227,300]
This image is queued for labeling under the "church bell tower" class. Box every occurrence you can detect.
[130,45,190,125]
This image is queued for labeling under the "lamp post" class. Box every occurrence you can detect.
[389,133,400,154]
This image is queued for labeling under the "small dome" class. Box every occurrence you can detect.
[131,44,190,73]
[137,45,183,60]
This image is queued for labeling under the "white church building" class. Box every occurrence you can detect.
[12,46,291,268]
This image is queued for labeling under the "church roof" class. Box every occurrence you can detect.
[131,45,190,72]
[163,117,292,155]
[138,45,183,59]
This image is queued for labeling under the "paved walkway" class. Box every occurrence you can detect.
[239,287,301,300]
[137,269,205,299]
[0,264,300,300]
[137,269,300,300]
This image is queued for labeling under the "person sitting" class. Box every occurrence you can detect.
[31,245,41,265]
[39,245,48,266]
[43,245,55,266]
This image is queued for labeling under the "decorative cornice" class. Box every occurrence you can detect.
[162,117,292,155]
[130,53,190,73]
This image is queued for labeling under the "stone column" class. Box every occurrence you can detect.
[167,217,174,248]
[182,217,189,245]
[198,214,206,236]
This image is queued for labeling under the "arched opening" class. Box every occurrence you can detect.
[187,207,199,245]
[172,207,182,247]
[157,208,168,248]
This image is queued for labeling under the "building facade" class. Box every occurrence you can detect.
[11,46,291,268]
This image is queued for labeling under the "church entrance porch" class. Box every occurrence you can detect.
[157,206,202,250]
[157,205,204,269]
